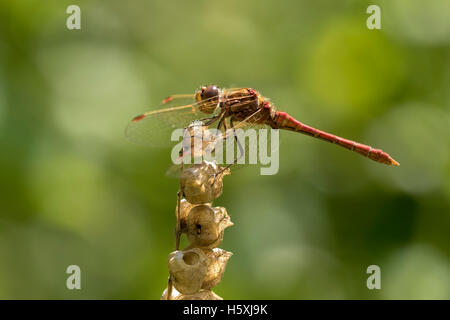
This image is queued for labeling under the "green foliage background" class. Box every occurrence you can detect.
[0,0,449,299]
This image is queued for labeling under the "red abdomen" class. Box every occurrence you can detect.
[271,111,399,166]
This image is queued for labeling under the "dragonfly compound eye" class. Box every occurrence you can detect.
[196,85,221,114]
[201,85,220,100]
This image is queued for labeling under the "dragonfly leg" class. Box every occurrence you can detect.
[211,116,244,186]
[213,111,227,138]
[226,108,263,168]
[202,112,224,126]
[181,113,222,135]
[226,108,264,168]
[161,93,195,104]
[230,116,246,163]
[209,114,226,151]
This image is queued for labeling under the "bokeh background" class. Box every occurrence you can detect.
[1,0,449,299]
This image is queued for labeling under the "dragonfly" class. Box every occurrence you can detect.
[125,85,399,167]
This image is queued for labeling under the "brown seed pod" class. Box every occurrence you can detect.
[174,289,223,300]
[168,248,208,295]
[186,205,233,248]
[177,199,211,233]
[180,161,230,204]
[182,123,216,159]
[202,248,233,290]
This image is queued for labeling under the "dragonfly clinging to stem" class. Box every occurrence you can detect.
[126,85,399,167]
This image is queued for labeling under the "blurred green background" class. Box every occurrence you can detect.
[1,0,449,299]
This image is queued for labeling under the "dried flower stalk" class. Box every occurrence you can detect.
[162,123,233,300]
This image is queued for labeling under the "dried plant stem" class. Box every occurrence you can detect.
[166,277,173,300]
[162,125,232,301]
[175,195,182,249]
[167,163,184,300]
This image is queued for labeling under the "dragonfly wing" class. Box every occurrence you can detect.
[160,94,196,107]
[125,89,258,147]
[163,122,276,178]
[164,115,276,179]
[125,99,220,147]
[165,163,182,178]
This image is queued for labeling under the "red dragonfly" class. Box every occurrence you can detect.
[126,85,399,166]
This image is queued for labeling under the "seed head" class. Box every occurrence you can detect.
[180,161,230,204]
[168,248,208,295]
[177,199,211,234]
[186,205,233,248]
[182,123,216,160]
[201,248,233,290]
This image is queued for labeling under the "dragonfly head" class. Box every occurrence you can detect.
[195,85,221,114]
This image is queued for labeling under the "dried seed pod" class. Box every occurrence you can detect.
[160,286,181,300]
[186,205,233,248]
[182,123,216,159]
[177,198,212,233]
[202,248,233,290]
[174,289,223,300]
[180,161,230,204]
[168,248,208,295]
[177,199,209,233]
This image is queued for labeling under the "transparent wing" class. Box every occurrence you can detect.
[165,109,277,177]
[125,89,254,147]
[125,95,220,147]
[165,124,272,177]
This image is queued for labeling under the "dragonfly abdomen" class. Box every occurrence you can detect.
[271,111,399,166]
